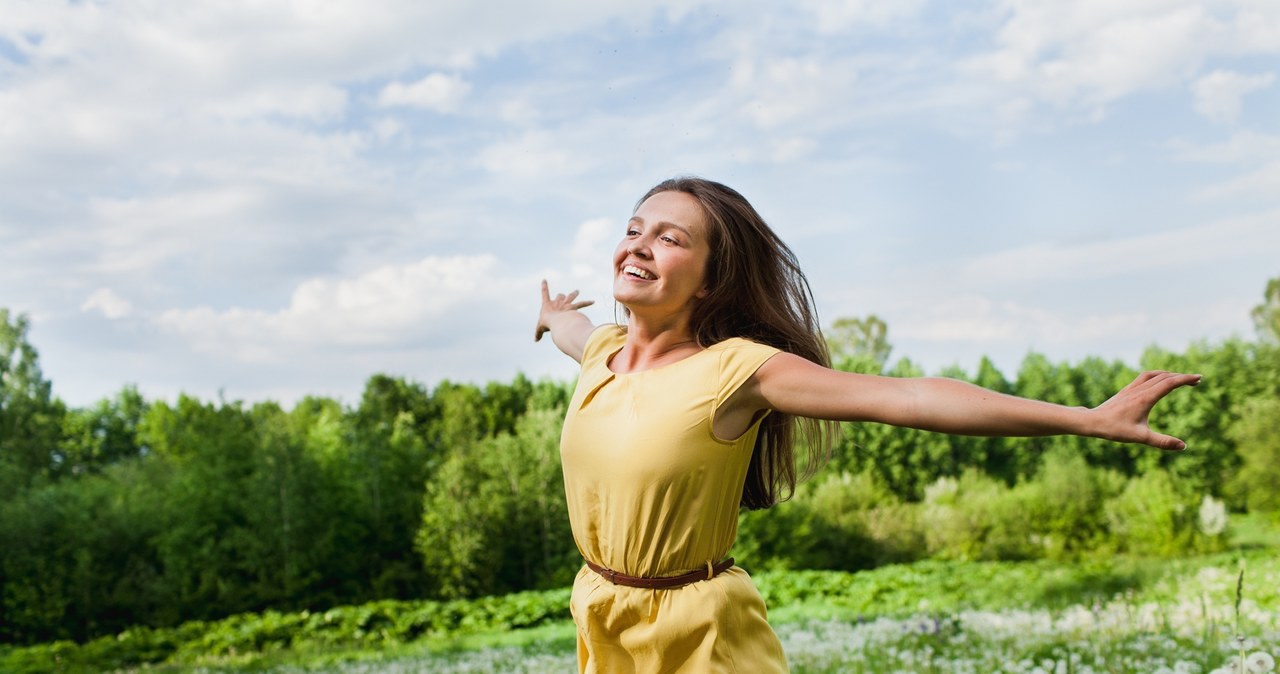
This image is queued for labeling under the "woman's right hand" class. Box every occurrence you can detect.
[536,280,597,363]
[536,280,594,342]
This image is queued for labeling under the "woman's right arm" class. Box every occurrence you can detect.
[535,280,596,363]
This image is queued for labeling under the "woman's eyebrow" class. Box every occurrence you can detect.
[629,216,692,235]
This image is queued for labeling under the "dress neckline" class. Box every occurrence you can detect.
[605,341,708,376]
[602,330,744,376]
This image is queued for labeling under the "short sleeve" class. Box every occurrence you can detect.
[571,325,626,412]
[580,324,626,369]
[713,338,780,408]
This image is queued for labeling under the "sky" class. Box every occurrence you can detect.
[2,0,1278,408]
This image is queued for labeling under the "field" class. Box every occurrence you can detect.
[126,552,1280,673]
[5,519,1276,674]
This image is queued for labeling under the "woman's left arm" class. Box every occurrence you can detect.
[748,354,1201,451]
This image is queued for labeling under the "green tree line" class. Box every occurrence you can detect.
[1,278,1279,646]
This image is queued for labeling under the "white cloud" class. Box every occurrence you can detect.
[886,289,1259,377]
[377,73,472,113]
[498,98,539,125]
[212,84,350,122]
[895,294,1151,345]
[771,137,817,163]
[6,1,1280,407]
[80,288,133,319]
[802,0,925,33]
[1194,161,1280,199]
[969,2,1211,108]
[155,254,527,361]
[732,56,859,129]
[1191,69,1275,123]
[570,218,614,279]
[961,0,1280,122]
[371,117,403,142]
[565,217,617,311]
[957,209,1280,284]
[476,130,587,178]
[88,188,261,273]
[1170,130,1280,164]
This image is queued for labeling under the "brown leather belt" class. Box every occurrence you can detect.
[585,557,735,589]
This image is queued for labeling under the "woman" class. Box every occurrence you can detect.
[535,177,1199,673]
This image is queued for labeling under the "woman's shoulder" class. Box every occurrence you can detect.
[706,336,782,358]
[707,334,776,348]
[582,324,627,362]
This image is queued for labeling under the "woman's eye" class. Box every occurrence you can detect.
[662,235,677,244]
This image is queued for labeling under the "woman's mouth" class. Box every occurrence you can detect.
[623,265,656,280]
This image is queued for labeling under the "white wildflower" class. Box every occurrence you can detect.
[923,476,958,504]
[1247,651,1277,673]
[1199,495,1228,536]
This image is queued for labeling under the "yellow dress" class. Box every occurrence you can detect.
[560,325,789,673]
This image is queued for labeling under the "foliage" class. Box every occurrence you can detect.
[0,309,66,495]
[0,348,576,644]
[1253,275,1280,342]
[56,385,148,476]
[3,548,1275,674]
[416,408,578,599]
[1104,469,1197,557]
[737,469,920,572]
[1227,397,1280,513]
[0,588,573,674]
[826,314,891,373]
[740,447,1219,571]
[2,296,1280,648]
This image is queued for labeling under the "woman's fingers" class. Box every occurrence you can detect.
[1096,370,1202,450]
[1150,432,1188,452]
[536,280,593,341]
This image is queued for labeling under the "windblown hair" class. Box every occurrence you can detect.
[636,177,840,510]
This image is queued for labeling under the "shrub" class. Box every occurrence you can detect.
[737,470,926,571]
[1104,469,1197,556]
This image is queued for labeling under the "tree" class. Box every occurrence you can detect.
[826,315,891,374]
[1252,275,1280,342]
[138,395,265,623]
[832,358,958,500]
[1226,397,1280,513]
[348,375,435,599]
[58,385,148,476]
[416,407,577,598]
[0,309,66,495]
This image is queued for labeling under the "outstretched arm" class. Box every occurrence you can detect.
[535,280,596,363]
[745,354,1201,450]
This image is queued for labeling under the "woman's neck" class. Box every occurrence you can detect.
[613,311,701,373]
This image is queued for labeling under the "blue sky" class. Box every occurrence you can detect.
[2,0,1278,407]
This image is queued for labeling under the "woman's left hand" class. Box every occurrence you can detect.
[1089,370,1202,450]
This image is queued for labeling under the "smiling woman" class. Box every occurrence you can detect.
[534,176,1201,673]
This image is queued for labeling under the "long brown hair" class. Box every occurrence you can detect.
[636,177,839,510]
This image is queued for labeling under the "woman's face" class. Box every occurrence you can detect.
[612,190,712,317]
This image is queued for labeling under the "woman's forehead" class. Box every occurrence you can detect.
[634,190,708,235]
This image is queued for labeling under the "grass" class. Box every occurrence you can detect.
[107,544,1279,674]
[0,514,1260,673]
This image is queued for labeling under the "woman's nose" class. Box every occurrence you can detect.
[628,241,650,258]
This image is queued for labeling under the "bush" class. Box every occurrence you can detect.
[920,470,1036,561]
[921,452,1131,561]
[1227,397,1280,513]
[1020,448,1125,558]
[737,471,925,572]
[1104,469,1197,556]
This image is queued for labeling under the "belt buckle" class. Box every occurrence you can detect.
[605,568,618,584]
